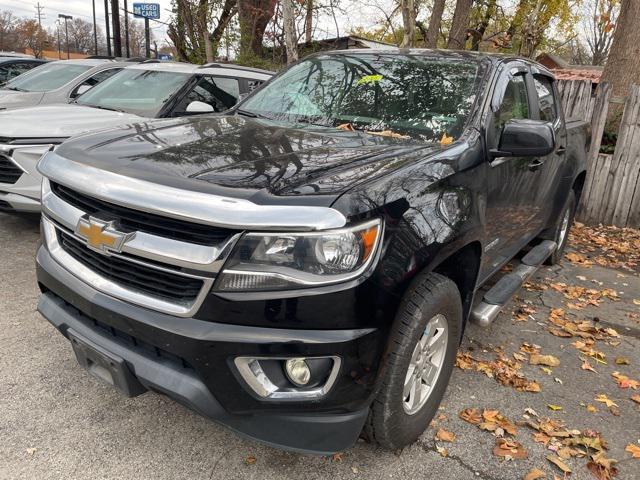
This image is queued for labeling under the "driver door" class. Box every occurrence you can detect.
[480,64,548,280]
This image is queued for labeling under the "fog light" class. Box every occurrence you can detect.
[285,358,311,386]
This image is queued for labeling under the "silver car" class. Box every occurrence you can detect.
[0,61,273,212]
[0,58,134,110]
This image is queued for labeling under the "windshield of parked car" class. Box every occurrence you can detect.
[76,68,190,117]
[4,63,92,92]
[240,54,483,142]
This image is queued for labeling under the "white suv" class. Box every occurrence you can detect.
[0,61,273,212]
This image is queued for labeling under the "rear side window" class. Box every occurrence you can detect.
[72,68,122,97]
[533,75,558,123]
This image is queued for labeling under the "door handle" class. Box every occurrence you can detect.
[528,158,544,171]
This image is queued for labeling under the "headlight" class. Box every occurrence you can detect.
[215,218,382,291]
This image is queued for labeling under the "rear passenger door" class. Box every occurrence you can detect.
[172,75,241,115]
[481,64,549,280]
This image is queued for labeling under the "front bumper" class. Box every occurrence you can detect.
[36,245,382,454]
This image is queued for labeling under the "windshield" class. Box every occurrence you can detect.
[241,54,483,142]
[5,63,91,92]
[76,68,190,117]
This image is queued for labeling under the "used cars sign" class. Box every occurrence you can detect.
[132,3,160,19]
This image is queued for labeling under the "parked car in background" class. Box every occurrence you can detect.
[34,50,587,453]
[0,61,273,212]
[0,56,47,85]
[0,58,136,110]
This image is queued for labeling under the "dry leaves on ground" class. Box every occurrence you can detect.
[459,408,518,437]
[548,282,619,309]
[586,451,618,479]
[493,438,528,459]
[524,468,546,480]
[611,371,639,389]
[568,222,640,271]
[456,351,541,392]
[530,354,561,367]
[547,308,619,346]
[625,443,640,459]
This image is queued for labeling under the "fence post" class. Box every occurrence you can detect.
[578,82,611,223]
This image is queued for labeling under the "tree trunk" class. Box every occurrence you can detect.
[447,0,474,49]
[198,0,214,62]
[400,0,416,48]
[470,0,495,51]
[423,0,445,48]
[283,0,298,63]
[209,0,237,57]
[304,0,313,43]
[600,0,640,103]
[238,0,277,57]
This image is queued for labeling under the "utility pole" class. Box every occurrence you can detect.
[111,0,122,57]
[104,0,112,56]
[144,18,150,58]
[34,2,45,28]
[58,14,72,60]
[123,0,130,57]
[56,20,61,59]
[92,0,98,55]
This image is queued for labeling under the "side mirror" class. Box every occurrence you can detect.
[72,84,92,98]
[186,100,215,114]
[493,119,555,157]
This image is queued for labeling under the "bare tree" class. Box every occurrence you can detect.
[583,0,619,66]
[237,0,277,57]
[16,19,49,58]
[447,0,474,49]
[400,0,416,47]
[282,0,298,63]
[0,11,18,52]
[67,18,95,53]
[304,0,313,43]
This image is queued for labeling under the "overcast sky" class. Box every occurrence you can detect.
[0,0,382,47]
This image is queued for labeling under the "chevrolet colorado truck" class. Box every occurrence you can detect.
[35,50,588,454]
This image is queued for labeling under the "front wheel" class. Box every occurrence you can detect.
[364,272,462,450]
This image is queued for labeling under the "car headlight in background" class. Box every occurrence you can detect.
[215,218,382,291]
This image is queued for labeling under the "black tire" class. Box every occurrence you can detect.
[545,190,577,265]
[364,272,463,451]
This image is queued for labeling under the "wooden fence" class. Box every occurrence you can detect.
[557,79,640,228]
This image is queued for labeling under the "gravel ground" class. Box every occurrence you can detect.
[1,211,638,480]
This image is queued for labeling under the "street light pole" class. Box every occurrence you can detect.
[92,0,98,55]
[55,20,61,59]
[57,14,73,60]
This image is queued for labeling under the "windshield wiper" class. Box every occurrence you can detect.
[82,103,127,113]
[4,86,25,92]
[235,108,272,120]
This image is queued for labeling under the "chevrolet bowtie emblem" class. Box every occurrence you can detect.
[75,216,135,254]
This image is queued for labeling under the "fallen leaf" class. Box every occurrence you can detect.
[524,468,546,480]
[587,451,619,479]
[332,452,343,463]
[595,394,618,408]
[493,438,527,459]
[612,371,640,389]
[547,404,563,411]
[435,428,455,442]
[586,404,598,413]
[581,359,597,373]
[436,445,449,457]
[245,455,256,465]
[631,394,640,404]
[459,408,482,424]
[625,443,640,458]
[633,299,640,305]
[25,448,37,455]
[615,357,630,365]
[546,454,572,474]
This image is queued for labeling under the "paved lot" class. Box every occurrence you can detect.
[1,211,638,480]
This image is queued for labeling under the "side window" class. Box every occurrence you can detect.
[179,76,240,113]
[533,75,557,123]
[10,63,37,80]
[71,68,121,97]
[492,73,530,140]
[0,66,10,84]
[247,79,264,92]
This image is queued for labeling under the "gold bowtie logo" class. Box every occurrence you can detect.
[75,217,134,254]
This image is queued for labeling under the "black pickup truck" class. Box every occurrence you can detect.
[35,50,588,454]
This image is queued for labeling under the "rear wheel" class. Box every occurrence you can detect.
[364,272,462,450]
[546,190,576,265]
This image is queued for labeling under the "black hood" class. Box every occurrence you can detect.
[56,115,440,206]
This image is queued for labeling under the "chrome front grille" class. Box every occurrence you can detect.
[41,178,241,317]
[58,231,204,302]
[0,154,22,184]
